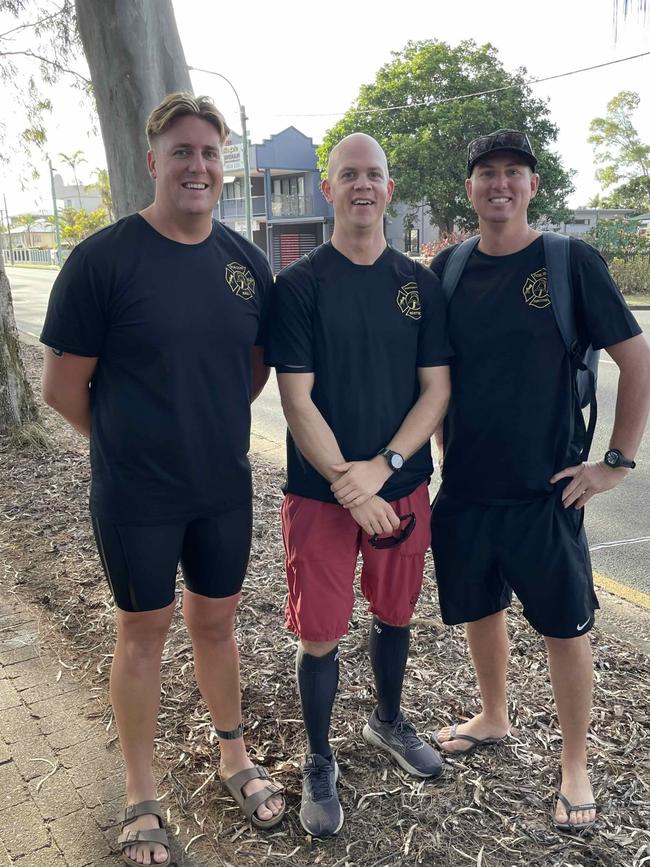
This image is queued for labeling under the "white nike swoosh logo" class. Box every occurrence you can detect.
[576,617,591,631]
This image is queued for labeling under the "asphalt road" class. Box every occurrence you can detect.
[7,265,650,598]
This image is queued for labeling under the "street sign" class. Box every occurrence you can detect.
[223,143,245,172]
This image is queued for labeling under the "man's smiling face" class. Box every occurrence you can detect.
[147,114,224,222]
[322,134,394,234]
[465,151,539,226]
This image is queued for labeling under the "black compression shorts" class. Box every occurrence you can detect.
[430,489,599,639]
[92,504,253,613]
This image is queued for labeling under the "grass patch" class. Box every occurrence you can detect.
[5,262,61,271]
[625,293,650,307]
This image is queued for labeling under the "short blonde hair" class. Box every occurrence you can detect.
[146,92,229,147]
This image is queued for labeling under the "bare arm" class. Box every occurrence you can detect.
[251,346,270,402]
[606,333,650,456]
[277,371,347,482]
[41,347,98,438]
[551,333,650,508]
[433,424,444,468]
[331,365,451,508]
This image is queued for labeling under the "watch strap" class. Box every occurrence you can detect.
[605,449,636,469]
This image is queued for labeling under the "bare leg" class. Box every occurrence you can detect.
[436,610,510,752]
[545,633,596,827]
[183,589,282,822]
[112,601,175,866]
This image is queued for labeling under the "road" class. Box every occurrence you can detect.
[7,265,650,599]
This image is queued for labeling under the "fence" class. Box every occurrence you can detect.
[3,248,62,266]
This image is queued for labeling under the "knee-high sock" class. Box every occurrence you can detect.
[296,646,339,759]
[369,617,410,723]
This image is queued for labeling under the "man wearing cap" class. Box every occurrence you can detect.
[429,129,650,832]
[266,132,452,837]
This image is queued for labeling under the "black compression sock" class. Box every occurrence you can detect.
[369,617,410,723]
[296,645,339,759]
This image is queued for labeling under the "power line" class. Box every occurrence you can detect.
[272,51,650,119]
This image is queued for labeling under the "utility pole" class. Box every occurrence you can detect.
[239,103,253,243]
[2,194,14,265]
[188,66,253,242]
[48,159,63,266]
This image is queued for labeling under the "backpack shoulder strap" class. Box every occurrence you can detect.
[440,236,480,301]
[542,231,575,354]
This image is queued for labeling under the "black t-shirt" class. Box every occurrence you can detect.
[431,235,641,503]
[265,242,452,503]
[41,214,272,523]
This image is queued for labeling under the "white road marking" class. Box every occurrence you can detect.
[589,536,650,552]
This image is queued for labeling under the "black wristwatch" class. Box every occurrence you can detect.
[604,448,636,469]
[378,448,404,473]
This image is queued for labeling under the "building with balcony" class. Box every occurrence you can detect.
[53,174,103,212]
[218,127,332,272]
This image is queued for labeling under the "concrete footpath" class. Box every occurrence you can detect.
[0,593,212,867]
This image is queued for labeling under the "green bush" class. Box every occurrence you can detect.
[583,219,650,263]
[609,256,650,295]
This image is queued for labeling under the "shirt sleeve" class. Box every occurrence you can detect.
[40,243,109,357]
[429,245,455,280]
[416,266,454,367]
[264,259,316,373]
[570,239,642,351]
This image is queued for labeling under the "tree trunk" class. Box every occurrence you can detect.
[75,0,192,219]
[0,259,38,434]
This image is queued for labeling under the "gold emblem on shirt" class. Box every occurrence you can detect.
[225,262,256,302]
[522,268,551,309]
[396,282,421,320]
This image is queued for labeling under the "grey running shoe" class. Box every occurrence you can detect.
[362,708,443,778]
[300,753,343,837]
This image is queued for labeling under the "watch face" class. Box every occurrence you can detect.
[391,453,404,470]
[605,451,618,466]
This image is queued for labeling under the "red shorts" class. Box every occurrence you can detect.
[281,482,431,641]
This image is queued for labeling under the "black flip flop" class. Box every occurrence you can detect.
[432,722,507,755]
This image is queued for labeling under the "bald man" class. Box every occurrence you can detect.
[266,133,452,836]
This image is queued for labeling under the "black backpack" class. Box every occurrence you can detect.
[440,232,599,461]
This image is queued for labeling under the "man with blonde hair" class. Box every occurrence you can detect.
[41,92,284,866]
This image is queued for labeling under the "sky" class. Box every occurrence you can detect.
[0,0,649,218]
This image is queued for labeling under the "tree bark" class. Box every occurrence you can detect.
[0,258,38,434]
[75,0,192,219]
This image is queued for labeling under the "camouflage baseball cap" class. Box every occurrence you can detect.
[467,129,537,177]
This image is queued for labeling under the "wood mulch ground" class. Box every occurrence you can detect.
[1,343,648,867]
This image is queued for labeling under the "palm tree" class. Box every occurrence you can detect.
[614,0,648,37]
[58,150,87,209]
[12,213,39,248]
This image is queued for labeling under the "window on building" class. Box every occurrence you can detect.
[404,228,420,254]
[223,180,242,199]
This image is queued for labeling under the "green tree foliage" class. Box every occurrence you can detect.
[588,176,650,210]
[0,1,88,176]
[588,91,650,211]
[583,218,650,262]
[59,205,109,246]
[88,167,113,220]
[318,40,574,233]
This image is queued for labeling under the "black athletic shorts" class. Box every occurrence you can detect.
[92,504,253,613]
[430,489,599,639]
